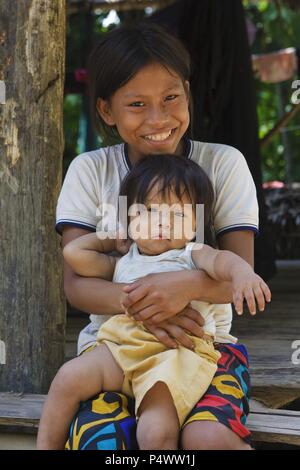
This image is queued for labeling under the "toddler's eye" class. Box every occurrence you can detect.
[129,101,144,107]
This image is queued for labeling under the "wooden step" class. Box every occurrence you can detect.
[249,400,300,446]
[0,394,299,448]
[0,393,45,433]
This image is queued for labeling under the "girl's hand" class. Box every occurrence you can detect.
[232,271,272,315]
[143,305,205,350]
[121,271,195,323]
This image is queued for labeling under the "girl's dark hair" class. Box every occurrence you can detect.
[88,23,193,140]
[119,154,215,247]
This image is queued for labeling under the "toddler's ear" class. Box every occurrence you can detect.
[96,98,115,125]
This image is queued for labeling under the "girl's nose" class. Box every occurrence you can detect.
[146,105,169,126]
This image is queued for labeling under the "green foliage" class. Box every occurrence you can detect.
[244,0,300,182]
[63,10,123,172]
[63,94,82,176]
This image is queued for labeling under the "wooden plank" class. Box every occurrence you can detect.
[67,0,177,13]
[249,414,300,446]
[231,285,300,408]
[0,395,299,446]
[0,394,45,431]
[251,388,300,409]
[250,399,296,413]
[248,400,300,446]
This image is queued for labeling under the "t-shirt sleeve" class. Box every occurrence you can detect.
[213,147,259,238]
[55,153,100,235]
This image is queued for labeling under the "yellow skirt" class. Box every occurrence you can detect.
[97,315,221,426]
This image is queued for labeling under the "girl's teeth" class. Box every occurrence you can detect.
[145,130,172,141]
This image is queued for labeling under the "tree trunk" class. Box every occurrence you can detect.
[0,1,66,393]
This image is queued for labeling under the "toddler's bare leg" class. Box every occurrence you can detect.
[137,382,180,450]
[37,345,123,450]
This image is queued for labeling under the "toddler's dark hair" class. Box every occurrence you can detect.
[88,23,193,140]
[119,154,215,247]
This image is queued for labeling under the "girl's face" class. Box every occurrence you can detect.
[128,182,196,256]
[97,62,190,164]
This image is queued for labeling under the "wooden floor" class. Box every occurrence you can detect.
[66,260,300,410]
[231,261,300,408]
[0,260,298,449]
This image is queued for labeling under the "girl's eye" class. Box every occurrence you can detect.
[165,95,178,101]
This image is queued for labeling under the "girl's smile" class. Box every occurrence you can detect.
[97,62,190,165]
[142,127,178,148]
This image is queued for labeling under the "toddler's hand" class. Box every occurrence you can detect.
[115,225,132,255]
[232,272,271,315]
[115,238,132,255]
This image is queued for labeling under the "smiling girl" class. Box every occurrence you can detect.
[54,23,259,450]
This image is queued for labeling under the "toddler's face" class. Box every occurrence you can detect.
[128,182,196,255]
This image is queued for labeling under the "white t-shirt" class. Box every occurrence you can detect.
[56,140,259,354]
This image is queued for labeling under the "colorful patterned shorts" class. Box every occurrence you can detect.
[65,343,251,450]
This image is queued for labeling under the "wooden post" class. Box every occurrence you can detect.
[0,1,66,393]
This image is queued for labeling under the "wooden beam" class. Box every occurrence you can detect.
[249,401,300,446]
[1,395,300,447]
[67,0,177,14]
[0,394,45,432]
[260,103,300,150]
[0,1,66,393]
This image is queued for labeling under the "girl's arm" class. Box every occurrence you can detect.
[63,232,118,280]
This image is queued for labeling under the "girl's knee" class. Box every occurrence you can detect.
[137,421,178,450]
[181,421,252,450]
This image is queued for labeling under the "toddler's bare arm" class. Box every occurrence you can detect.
[191,243,271,315]
[63,233,118,280]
